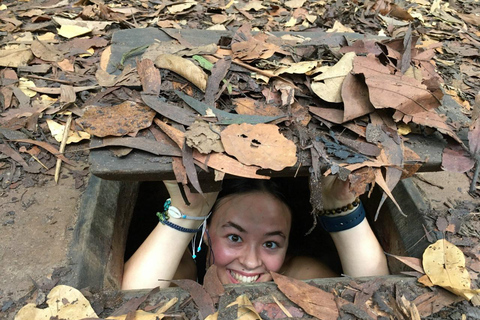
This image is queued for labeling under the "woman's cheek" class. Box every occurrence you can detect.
[211,240,238,267]
[262,250,286,272]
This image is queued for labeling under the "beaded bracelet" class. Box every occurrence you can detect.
[318,197,360,216]
[319,201,366,232]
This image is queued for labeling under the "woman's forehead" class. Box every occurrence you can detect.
[210,192,292,228]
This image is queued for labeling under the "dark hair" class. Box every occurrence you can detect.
[211,178,291,216]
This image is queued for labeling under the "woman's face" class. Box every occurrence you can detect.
[207,192,291,284]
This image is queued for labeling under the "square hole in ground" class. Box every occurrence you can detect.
[68,175,432,291]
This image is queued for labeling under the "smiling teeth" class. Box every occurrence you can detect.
[230,271,259,283]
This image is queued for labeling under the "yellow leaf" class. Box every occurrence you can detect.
[327,20,355,33]
[0,4,7,10]
[397,123,412,135]
[167,1,196,14]
[155,54,208,91]
[226,294,262,320]
[15,285,97,320]
[423,239,480,300]
[311,52,355,103]
[18,78,37,97]
[284,16,297,27]
[46,119,90,144]
[274,60,318,76]
[57,25,92,39]
[79,48,95,57]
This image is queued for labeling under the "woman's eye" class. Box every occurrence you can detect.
[264,241,278,249]
[227,234,242,243]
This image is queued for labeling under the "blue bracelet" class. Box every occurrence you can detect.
[319,201,366,232]
[156,211,202,233]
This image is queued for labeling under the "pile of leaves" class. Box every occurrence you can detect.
[1,0,480,318]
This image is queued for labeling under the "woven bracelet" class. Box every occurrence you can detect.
[318,197,360,216]
[319,201,366,232]
[156,211,202,233]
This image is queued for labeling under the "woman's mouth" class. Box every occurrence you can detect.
[229,270,260,283]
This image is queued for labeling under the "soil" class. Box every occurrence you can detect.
[0,173,83,311]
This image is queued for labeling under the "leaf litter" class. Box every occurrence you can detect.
[1,0,480,318]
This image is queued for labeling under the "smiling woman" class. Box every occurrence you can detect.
[121,177,389,290]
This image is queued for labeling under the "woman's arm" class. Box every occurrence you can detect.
[122,181,219,290]
[321,176,389,277]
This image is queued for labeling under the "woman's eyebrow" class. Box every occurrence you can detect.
[222,221,246,232]
[264,231,286,239]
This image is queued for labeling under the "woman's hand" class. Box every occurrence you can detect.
[164,181,219,218]
[321,175,357,211]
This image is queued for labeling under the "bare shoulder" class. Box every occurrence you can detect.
[281,256,338,280]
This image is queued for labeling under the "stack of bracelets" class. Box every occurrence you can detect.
[156,198,210,259]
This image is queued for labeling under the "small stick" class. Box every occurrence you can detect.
[54,113,73,183]
[470,160,480,194]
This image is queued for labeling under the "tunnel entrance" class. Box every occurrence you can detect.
[67,174,432,291]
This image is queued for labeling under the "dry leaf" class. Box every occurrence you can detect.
[225,294,262,320]
[46,119,90,144]
[18,78,37,97]
[353,56,441,115]
[14,285,97,320]
[167,0,196,14]
[155,54,208,91]
[53,16,114,31]
[0,45,33,67]
[221,123,297,171]
[285,0,307,9]
[274,60,318,75]
[311,52,355,103]
[423,239,480,300]
[57,25,92,39]
[327,20,355,33]
[271,272,338,319]
[30,39,64,62]
[79,101,155,137]
[185,120,224,154]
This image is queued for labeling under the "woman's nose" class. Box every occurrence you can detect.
[239,245,262,270]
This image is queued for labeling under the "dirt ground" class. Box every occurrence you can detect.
[0,173,82,307]
[0,169,477,318]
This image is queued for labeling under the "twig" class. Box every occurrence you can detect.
[30,154,49,170]
[470,160,479,194]
[25,75,73,85]
[54,114,73,184]
[414,174,444,189]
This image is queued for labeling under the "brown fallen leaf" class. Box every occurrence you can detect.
[423,239,480,300]
[0,143,29,168]
[0,45,33,67]
[155,119,268,179]
[220,123,297,171]
[386,253,425,273]
[353,56,441,115]
[155,54,208,92]
[30,39,64,62]
[95,65,141,87]
[185,120,224,154]
[341,73,375,122]
[203,265,224,304]
[79,101,156,137]
[11,139,75,166]
[271,272,338,320]
[137,58,161,95]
